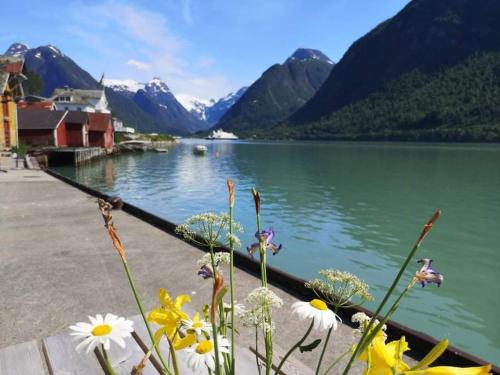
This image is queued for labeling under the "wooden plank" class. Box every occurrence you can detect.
[250,344,314,375]
[43,332,102,375]
[0,340,46,375]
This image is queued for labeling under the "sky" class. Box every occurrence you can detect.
[1,0,411,101]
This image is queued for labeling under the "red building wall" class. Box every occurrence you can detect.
[66,123,84,147]
[87,113,113,150]
[56,121,68,147]
[18,129,55,146]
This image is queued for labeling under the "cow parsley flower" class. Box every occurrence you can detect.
[351,312,386,337]
[306,269,373,309]
[176,212,242,248]
[238,287,283,332]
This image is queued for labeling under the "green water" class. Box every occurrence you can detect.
[54,140,500,364]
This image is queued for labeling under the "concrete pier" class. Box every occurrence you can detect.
[46,147,105,165]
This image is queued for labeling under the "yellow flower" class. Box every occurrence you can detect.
[148,288,196,350]
[359,334,492,375]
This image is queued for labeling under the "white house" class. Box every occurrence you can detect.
[51,88,110,114]
[113,118,135,134]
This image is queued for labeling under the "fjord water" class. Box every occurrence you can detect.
[54,140,500,364]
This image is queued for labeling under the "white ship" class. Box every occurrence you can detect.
[206,129,238,140]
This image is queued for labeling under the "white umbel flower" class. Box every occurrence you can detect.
[185,335,230,374]
[291,299,341,331]
[69,314,134,354]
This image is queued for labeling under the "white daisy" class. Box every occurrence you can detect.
[180,312,212,339]
[291,299,341,331]
[185,335,230,374]
[69,313,134,354]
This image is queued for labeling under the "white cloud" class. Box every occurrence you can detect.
[127,59,152,70]
[67,0,233,100]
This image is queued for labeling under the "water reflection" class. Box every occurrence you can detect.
[54,140,500,364]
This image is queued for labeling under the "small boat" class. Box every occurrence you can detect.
[193,145,208,155]
[206,129,238,140]
[154,148,168,152]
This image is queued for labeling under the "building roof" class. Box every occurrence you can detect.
[17,101,55,110]
[52,88,104,105]
[0,55,24,74]
[0,55,25,93]
[87,112,111,132]
[17,109,67,130]
[65,111,89,124]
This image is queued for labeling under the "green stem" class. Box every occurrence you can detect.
[323,350,350,375]
[122,261,172,375]
[355,284,413,358]
[101,345,119,375]
[228,204,236,375]
[342,238,424,374]
[315,306,338,375]
[316,327,333,375]
[209,247,222,375]
[255,328,262,375]
[264,327,273,375]
[165,335,180,375]
[274,321,314,375]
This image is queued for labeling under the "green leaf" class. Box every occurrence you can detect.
[299,339,322,353]
[216,287,228,308]
[410,339,448,371]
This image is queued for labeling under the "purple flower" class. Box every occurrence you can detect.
[415,259,443,287]
[247,228,282,257]
[198,265,214,279]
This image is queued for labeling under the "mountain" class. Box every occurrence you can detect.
[4,43,204,134]
[132,78,208,134]
[205,87,248,125]
[216,48,334,132]
[103,78,144,100]
[5,43,29,57]
[287,0,500,141]
[176,87,248,125]
[18,45,99,97]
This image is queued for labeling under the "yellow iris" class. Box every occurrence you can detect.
[358,333,492,375]
[148,288,196,350]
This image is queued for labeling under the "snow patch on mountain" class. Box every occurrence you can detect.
[176,87,248,125]
[47,45,63,56]
[176,94,211,120]
[145,77,171,95]
[103,78,145,94]
[286,48,334,65]
[4,43,30,57]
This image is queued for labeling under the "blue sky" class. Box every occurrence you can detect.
[1,0,410,101]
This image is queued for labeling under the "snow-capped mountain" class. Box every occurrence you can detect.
[132,77,208,134]
[176,94,211,121]
[103,79,144,99]
[5,43,29,57]
[285,48,334,65]
[176,87,248,125]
